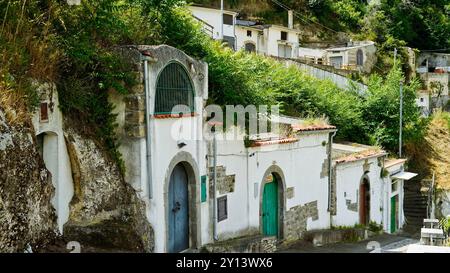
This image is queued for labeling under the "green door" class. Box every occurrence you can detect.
[262,176,278,237]
[390,196,397,233]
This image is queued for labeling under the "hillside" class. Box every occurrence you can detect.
[407,112,450,190]
[190,0,450,51]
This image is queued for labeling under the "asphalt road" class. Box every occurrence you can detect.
[278,234,413,253]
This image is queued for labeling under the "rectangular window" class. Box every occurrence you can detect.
[223,14,233,25]
[280,31,288,41]
[217,195,228,222]
[247,30,252,37]
[40,102,49,122]
[201,175,207,203]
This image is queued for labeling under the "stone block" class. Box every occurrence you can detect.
[286,187,295,199]
[125,125,145,138]
[130,83,145,94]
[125,95,145,111]
[126,110,145,125]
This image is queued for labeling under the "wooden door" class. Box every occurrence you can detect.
[168,164,189,253]
[262,176,278,237]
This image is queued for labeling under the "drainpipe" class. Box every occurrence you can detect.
[212,126,218,241]
[328,131,337,224]
[142,52,153,199]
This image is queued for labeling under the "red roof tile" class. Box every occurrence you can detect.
[249,137,298,147]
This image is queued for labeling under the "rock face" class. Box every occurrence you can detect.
[0,109,57,252]
[63,129,154,252]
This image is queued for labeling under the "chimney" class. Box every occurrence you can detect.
[288,10,294,29]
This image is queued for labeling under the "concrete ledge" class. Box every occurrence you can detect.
[304,228,368,246]
[200,235,277,253]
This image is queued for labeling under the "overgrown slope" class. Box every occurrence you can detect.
[191,0,450,51]
[407,112,450,190]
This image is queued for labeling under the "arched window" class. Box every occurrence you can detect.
[244,42,256,53]
[356,49,364,66]
[155,62,195,115]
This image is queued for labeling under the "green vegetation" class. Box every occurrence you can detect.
[0,0,428,171]
[195,0,450,51]
[368,221,383,234]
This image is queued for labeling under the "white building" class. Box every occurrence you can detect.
[31,81,74,233]
[235,11,301,58]
[188,5,238,49]
[331,143,416,233]
[324,41,377,73]
[36,45,413,252]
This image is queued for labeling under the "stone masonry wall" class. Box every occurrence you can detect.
[209,166,236,195]
[284,201,319,242]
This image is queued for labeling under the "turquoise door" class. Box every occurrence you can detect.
[168,164,189,253]
[390,196,397,233]
[262,176,278,237]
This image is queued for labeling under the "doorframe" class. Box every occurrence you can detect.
[390,194,399,233]
[359,173,371,225]
[163,152,200,252]
[259,165,286,239]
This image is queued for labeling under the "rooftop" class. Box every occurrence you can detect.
[385,158,407,169]
[333,142,387,164]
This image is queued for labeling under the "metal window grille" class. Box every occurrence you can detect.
[217,195,228,222]
[155,63,195,114]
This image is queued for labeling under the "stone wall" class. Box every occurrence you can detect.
[284,201,319,242]
[63,128,154,252]
[209,166,236,195]
[201,235,277,253]
[0,109,57,252]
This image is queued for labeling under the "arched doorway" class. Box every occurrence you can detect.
[168,163,189,253]
[260,166,286,239]
[359,176,370,225]
[244,42,256,53]
[36,132,58,208]
[356,49,364,66]
[262,174,279,236]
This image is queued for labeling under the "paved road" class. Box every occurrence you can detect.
[278,234,414,253]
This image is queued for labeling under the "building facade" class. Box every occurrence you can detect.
[32,45,413,252]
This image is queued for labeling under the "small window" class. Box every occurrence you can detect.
[281,31,288,41]
[40,102,49,122]
[223,14,233,25]
[217,195,228,222]
[420,98,424,102]
[247,30,252,37]
[391,180,398,193]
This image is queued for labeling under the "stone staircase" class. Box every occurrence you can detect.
[403,182,428,236]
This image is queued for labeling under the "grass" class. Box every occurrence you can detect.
[0,71,30,126]
[406,111,450,190]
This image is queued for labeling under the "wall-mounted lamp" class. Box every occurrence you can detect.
[177,140,187,149]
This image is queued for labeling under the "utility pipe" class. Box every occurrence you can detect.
[212,125,218,241]
[142,53,153,199]
[328,130,337,213]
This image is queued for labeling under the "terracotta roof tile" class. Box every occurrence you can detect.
[291,124,337,132]
[249,137,298,147]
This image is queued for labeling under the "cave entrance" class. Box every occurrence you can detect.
[37,132,59,208]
